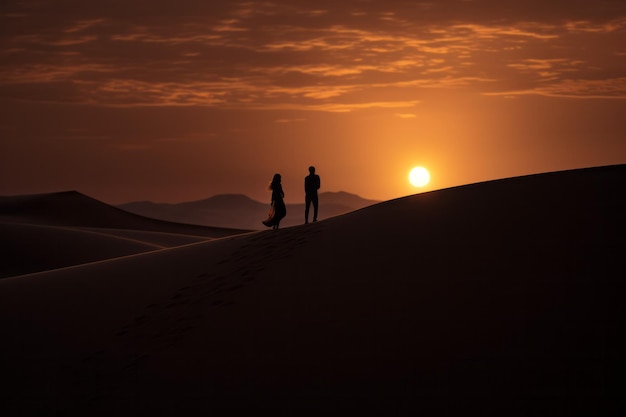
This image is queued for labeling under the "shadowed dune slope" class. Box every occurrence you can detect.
[0,190,249,236]
[0,191,250,278]
[0,223,163,278]
[0,165,624,416]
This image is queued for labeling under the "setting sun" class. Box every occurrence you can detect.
[409,166,430,187]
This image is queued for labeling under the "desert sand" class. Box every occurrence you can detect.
[1,165,624,416]
[0,191,248,278]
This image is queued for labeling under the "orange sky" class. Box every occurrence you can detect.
[1,0,625,204]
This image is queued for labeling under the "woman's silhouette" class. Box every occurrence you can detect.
[262,173,287,229]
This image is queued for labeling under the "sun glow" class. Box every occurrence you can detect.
[409,166,430,187]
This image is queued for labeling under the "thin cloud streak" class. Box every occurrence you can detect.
[484,77,626,99]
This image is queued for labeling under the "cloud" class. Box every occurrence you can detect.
[484,77,626,99]
[259,100,421,113]
[565,18,626,33]
[0,0,625,110]
[274,118,307,123]
[453,23,559,40]
[64,19,105,33]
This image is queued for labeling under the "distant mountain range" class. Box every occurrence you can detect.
[117,191,380,230]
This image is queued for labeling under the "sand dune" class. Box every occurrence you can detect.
[0,191,249,278]
[0,222,221,278]
[0,190,248,236]
[0,222,162,278]
[0,165,624,416]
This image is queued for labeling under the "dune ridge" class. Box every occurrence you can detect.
[0,164,624,416]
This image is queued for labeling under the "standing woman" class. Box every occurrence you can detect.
[262,173,287,229]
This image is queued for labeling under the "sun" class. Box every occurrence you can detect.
[409,166,430,187]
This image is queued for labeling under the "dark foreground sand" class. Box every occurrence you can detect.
[1,165,625,416]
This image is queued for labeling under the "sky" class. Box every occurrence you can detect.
[1,0,625,204]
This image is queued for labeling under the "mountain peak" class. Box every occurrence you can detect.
[205,194,258,203]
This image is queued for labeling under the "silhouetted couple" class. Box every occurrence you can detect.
[262,166,320,229]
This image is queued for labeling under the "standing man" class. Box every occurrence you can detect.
[304,166,321,223]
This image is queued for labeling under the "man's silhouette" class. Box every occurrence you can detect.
[305,166,320,223]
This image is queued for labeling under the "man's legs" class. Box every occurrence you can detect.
[312,194,319,221]
[305,194,312,223]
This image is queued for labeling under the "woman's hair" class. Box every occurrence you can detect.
[268,173,281,190]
